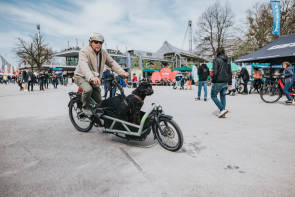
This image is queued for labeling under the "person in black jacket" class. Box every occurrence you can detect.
[39,71,46,91]
[211,47,232,118]
[238,67,250,94]
[27,69,36,92]
[197,63,209,101]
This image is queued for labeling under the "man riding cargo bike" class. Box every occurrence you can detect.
[74,33,129,116]
[69,33,184,152]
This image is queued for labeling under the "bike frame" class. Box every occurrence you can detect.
[88,96,157,137]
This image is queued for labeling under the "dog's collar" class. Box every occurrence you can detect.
[131,94,143,103]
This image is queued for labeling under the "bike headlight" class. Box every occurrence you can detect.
[157,105,163,113]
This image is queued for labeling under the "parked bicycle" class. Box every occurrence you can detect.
[260,75,295,103]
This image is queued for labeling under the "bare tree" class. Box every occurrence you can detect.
[16,33,53,70]
[194,2,234,59]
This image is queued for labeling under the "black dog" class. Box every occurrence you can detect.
[101,81,154,124]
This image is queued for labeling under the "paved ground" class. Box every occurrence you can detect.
[0,83,295,197]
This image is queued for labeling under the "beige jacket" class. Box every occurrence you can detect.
[74,45,125,81]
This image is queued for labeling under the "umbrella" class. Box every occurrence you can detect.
[172,66,192,72]
[142,68,156,72]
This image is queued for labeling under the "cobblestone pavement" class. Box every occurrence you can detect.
[0,83,294,197]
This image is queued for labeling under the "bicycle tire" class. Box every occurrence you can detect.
[259,82,282,103]
[153,117,183,152]
[69,99,93,132]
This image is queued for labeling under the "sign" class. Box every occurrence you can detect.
[271,0,281,35]
[267,42,295,50]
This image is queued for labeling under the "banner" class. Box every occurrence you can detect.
[138,54,142,68]
[126,51,131,68]
[271,0,281,35]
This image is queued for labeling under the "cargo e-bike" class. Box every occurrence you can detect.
[68,76,183,152]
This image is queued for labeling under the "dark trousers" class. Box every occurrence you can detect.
[28,81,34,91]
[40,80,44,91]
[18,81,23,91]
[44,80,48,89]
[53,80,58,88]
[243,81,249,93]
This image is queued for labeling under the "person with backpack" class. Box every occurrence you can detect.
[282,62,294,104]
[211,47,232,118]
[196,63,209,101]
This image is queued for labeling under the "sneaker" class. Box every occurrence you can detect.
[204,98,207,101]
[195,97,200,101]
[218,109,228,118]
[285,100,292,104]
[82,108,93,116]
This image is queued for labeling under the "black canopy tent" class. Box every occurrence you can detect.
[236,34,295,64]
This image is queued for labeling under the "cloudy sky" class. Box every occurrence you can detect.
[0,0,269,66]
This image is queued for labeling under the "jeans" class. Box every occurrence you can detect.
[198,81,208,99]
[211,83,228,111]
[284,82,293,100]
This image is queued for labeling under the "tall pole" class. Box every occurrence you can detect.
[37,24,40,46]
[188,20,192,52]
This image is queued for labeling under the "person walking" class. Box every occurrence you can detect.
[27,69,36,92]
[44,71,49,89]
[39,71,46,91]
[282,61,294,104]
[238,67,250,94]
[186,73,192,90]
[196,63,209,101]
[22,69,28,91]
[17,73,23,91]
[175,72,183,89]
[52,73,58,88]
[211,47,232,118]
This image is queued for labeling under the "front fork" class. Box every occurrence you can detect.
[152,113,173,137]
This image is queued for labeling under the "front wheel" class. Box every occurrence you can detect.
[69,99,93,132]
[153,117,183,152]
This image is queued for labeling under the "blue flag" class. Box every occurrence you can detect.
[271,0,281,35]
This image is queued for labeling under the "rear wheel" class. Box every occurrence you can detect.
[260,81,282,103]
[237,84,244,94]
[153,117,183,152]
[69,99,93,132]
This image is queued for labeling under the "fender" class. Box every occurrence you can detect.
[68,97,82,107]
[159,114,173,120]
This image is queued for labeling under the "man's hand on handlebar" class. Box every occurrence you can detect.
[90,77,101,85]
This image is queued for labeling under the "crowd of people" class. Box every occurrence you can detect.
[7,68,73,92]
[169,47,295,118]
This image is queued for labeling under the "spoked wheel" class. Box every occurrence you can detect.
[237,84,244,94]
[153,117,183,152]
[69,99,93,132]
[260,82,282,103]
